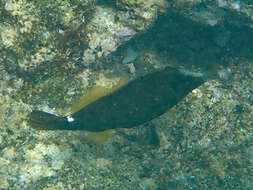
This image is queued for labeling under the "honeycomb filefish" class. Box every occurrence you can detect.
[29,67,204,131]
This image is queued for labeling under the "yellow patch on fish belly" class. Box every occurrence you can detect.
[87,129,114,144]
[70,75,129,143]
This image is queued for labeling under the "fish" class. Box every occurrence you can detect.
[29,67,205,132]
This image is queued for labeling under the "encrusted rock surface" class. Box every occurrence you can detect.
[0,0,252,189]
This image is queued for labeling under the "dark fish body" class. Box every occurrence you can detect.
[29,67,204,131]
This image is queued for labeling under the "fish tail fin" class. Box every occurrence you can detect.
[28,110,68,130]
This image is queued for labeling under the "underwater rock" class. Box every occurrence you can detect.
[122,46,138,64]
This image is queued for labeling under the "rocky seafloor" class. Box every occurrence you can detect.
[0,0,253,189]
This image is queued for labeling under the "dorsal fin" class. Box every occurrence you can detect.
[69,76,129,115]
[67,75,129,144]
